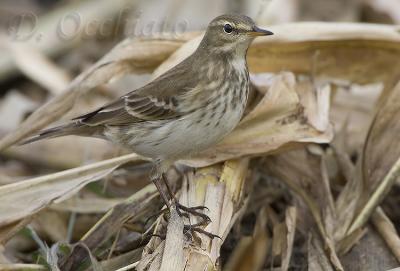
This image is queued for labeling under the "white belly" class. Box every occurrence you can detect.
[127,104,243,159]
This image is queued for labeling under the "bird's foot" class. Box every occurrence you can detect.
[146,224,220,240]
[174,202,220,239]
[183,223,221,240]
[175,202,220,239]
[175,202,211,224]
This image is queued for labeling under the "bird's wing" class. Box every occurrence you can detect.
[74,91,182,126]
[74,57,197,126]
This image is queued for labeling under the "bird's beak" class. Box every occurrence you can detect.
[248,26,274,37]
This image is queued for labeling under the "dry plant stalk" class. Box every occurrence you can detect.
[372,207,400,262]
[138,158,251,270]
[0,263,47,270]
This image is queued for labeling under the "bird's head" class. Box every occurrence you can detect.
[199,14,273,55]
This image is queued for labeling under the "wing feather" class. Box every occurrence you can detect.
[72,54,197,126]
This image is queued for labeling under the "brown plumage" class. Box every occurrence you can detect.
[22,14,273,236]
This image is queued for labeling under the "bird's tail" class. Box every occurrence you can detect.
[20,121,94,145]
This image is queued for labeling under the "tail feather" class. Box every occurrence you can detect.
[20,121,95,145]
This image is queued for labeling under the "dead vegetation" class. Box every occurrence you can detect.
[1,1,400,270]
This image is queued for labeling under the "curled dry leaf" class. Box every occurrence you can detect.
[249,22,400,89]
[347,80,400,234]
[185,72,333,167]
[0,153,142,234]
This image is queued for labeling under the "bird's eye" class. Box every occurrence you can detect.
[223,23,233,34]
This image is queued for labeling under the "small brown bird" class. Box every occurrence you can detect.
[22,14,273,235]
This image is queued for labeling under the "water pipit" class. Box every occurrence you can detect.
[22,14,273,237]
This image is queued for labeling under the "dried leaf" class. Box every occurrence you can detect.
[264,148,343,270]
[60,183,158,271]
[249,22,400,89]
[50,197,125,213]
[0,153,142,229]
[185,73,333,167]
[348,80,400,234]
[223,207,269,271]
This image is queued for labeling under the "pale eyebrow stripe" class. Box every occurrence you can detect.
[211,20,234,27]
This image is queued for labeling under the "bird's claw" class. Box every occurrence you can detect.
[175,202,211,224]
[183,225,221,240]
[145,201,216,240]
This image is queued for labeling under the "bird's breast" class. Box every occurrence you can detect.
[115,59,250,160]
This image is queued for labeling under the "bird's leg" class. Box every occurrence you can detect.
[163,172,208,211]
[150,167,172,209]
[160,173,211,225]
[161,173,221,241]
[150,163,218,239]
